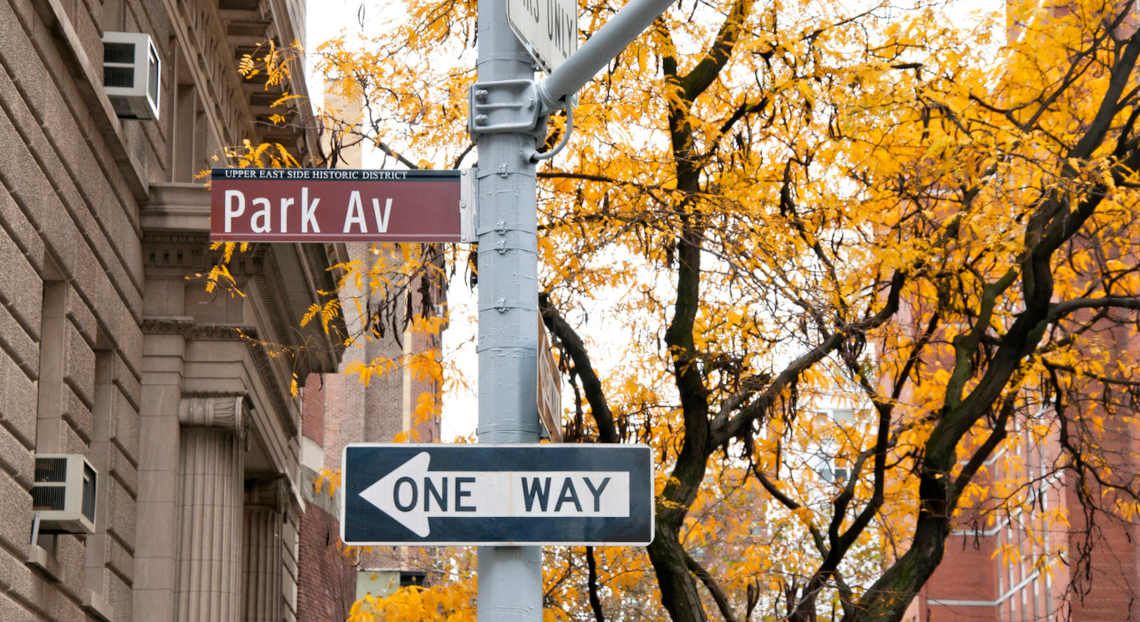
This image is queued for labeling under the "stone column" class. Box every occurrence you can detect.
[243,481,284,622]
[136,320,192,622]
[177,396,246,622]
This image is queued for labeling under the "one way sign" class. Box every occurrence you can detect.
[342,444,654,546]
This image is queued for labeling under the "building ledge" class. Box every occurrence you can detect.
[26,543,62,582]
[143,183,211,232]
[83,589,114,622]
[32,0,149,203]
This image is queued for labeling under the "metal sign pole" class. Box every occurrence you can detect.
[470,0,677,617]
[473,0,543,617]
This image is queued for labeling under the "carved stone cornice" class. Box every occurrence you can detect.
[180,394,247,433]
[143,320,298,438]
[142,231,269,273]
[187,323,259,341]
[141,183,210,233]
[141,316,197,335]
[141,320,257,342]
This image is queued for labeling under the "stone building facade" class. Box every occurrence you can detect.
[0,0,356,619]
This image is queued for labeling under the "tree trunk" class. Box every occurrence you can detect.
[648,522,709,622]
[845,516,948,622]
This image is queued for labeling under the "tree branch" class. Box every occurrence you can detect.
[538,293,619,443]
[683,548,739,622]
[586,546,606,622]
[750,465,827,557]
[1048,295,1140,320]
[711,270,906,446]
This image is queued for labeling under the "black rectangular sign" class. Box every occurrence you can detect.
[341,444,654,546]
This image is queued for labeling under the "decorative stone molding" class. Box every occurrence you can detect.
[146,321,298,439]
[141,316,197,335]
[142,230,268,273]
[142,320,264,343]
[187,324,260,341]
[142,183,210,233]
[179,395,247,433]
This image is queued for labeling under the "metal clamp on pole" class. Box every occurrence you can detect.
[529,97,575,162]
[468,79,548,139]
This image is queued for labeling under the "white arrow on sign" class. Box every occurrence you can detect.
[359,451,630,537]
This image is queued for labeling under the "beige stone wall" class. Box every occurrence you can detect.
[0,0,149,617]
[0,0,336,619]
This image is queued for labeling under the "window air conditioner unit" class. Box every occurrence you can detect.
[32,454,97,534]
[102,32,161,120]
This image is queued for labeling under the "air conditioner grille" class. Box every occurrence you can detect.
[35,457,67,483]
[104,41,135,64]
[104,67,135,88]
[32,486,67,511]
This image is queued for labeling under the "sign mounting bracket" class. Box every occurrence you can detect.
[468,79,547,139]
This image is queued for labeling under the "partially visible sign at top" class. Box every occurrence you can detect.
[506,0,578,72]
[210,168,467,243]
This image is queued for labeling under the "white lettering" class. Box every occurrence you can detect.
[279,197,294,233]
[372,198,393,233]
[343,191,367,233]
[250,197,272,233]
[224,190,245,232]
[300,187,320,233]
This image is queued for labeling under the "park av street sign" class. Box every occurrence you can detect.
[210,168,473,242]
[506,0,578,72]
[342,444,653,546]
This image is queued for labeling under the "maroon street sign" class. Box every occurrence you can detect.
[210,168,464,242]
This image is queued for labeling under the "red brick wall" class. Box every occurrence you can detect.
[297,502,356,622]
[302,372,326,444]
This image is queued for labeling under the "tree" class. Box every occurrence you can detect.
[245,0,1140,619]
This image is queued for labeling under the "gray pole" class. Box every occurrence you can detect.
[473,0,543,618]
[469,0,677,617]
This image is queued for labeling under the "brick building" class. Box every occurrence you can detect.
[295,239,445,618]
[906,2,1140,619]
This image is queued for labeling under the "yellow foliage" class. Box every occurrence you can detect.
[204,0,1140,617]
